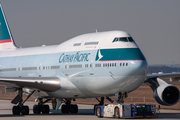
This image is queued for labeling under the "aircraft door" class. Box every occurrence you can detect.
[18,61,22,77]
[38,61,42,77]
[65,63,68,76]
[90,61,94,75]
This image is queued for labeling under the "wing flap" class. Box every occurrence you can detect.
[0,77,61,92]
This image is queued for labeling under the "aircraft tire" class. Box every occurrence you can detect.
[70,104,78,113]
[41,105,49,114]
[61,104,69,113]
[33,105,41,114]
[12,106,21,115]
[21,106,29,115]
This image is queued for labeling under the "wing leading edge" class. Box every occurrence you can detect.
[146,72,180,81]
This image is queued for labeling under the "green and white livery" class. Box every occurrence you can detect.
[0,4,179,115]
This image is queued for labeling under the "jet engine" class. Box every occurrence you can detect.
[153,84,180,105]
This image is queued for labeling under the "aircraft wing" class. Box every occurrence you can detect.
[0,77,61,92]
[146,73,180,81]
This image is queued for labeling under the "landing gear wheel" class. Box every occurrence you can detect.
[41,105,49,114]
[61,104,69,113]
[96,107,102,118]
[33,105,41,114]
[114,107,120,119]
[21,106,29,115]
[12,106,21,115]
[70,104,78,113]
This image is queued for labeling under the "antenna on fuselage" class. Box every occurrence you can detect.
[95,29,98,33]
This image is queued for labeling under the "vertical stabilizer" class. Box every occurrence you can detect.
[0,4,17,50]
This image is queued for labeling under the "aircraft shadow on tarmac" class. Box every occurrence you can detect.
[156,113,180,119]
[0,109,180,119]
[0,109,94,117]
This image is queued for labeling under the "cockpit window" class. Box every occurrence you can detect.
[127,37,134,42]
[112,37,134,43]
[120,37,128,42]
[114,38,118,42]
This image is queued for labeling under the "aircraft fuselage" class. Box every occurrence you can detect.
[0,31,148,98]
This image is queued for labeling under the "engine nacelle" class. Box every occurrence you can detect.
[154,84,180,106]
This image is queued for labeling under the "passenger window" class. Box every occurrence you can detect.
[73,43,81,46]
[85,64,88,68]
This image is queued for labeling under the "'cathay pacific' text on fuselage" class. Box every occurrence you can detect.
[59,52,90,63]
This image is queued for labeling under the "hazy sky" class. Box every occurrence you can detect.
[1,0,180,64]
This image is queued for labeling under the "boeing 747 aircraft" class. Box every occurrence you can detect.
[0,4,179,115]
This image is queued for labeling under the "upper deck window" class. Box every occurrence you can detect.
[84,42,99,45]
[112,37,134,43]
[73,43,81,46]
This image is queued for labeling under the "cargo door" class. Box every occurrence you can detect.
[65,63,68,76]
[18,61,22,77]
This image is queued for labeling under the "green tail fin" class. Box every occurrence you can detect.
[0,4,16,50]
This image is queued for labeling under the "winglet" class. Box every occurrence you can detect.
[0,4,17,50]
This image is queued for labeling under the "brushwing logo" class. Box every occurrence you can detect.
[97,48,103,61]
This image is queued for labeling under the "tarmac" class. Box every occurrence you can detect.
[0,100,180,120]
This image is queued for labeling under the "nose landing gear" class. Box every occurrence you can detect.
[116,92,128,104]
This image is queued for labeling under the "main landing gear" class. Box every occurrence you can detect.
[11,88,50,115]
[33,98,51,114]
[61,99,78,114]
[12,88,35,115]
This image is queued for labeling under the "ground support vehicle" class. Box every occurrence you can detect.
[95,104,156,118]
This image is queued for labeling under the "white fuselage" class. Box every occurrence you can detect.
[0,31,148,98]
